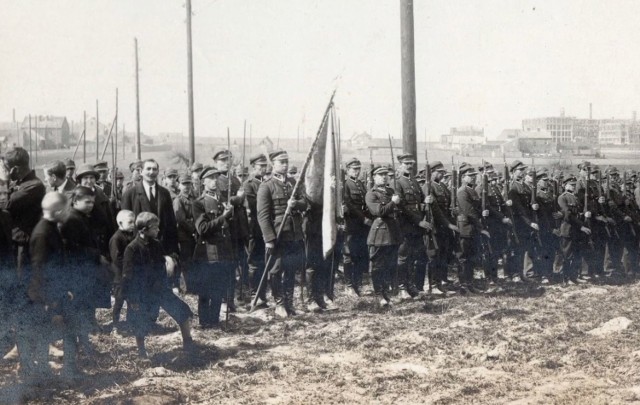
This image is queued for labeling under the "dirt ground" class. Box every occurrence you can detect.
[4,273,640,404]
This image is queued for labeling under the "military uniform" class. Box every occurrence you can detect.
[393,154,427,296]
[557,177,592,282]
[173,175,196,289]
[575,164,608,277]
[426,166,457,287]
[535,171,560,280]
[244,166,267,303]
[366,166,402,303]
[456,163,485,290]
[257,151,306,315]
[343,160,372,295]
[474,165,506,282]
[507,161,536,279]
[191,176,235,327]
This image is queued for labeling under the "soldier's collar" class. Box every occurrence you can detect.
[273,173,286,182]
[204,190,218,198]
[254,175,263,182]
[348,175,358,181]
[401,172,411,178]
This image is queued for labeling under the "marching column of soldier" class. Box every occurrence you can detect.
[3,144,640,381]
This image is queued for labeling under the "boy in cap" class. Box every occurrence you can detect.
[109,210,136,326]
[94,160,112,198]
[365,166,402,306]
[164,168,179,199]
[123,212,194,357]
[63,158,76,184]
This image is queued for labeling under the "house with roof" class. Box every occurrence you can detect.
[20,115,70,149]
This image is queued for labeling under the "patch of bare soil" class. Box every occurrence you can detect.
[4,278,640,404]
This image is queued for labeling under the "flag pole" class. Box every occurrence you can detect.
[250,90,336,312]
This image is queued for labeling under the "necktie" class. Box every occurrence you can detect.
[149,185,158,214]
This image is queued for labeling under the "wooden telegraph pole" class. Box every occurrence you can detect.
[96,99,100,162]
[186,0,196,165]
[400,0,417,160]
[28,115,32,168]
[135,38,142,160]
[114,88,118,169]
[83,111,87,162]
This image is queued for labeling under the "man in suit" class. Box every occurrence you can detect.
[121,159,179,256]
[43,160,75,198]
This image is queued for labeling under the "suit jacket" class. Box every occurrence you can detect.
[46,178,76,198]
[121,182,179,255]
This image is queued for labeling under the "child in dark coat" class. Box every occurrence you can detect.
[109,210,136,326]
[122,212,194,358]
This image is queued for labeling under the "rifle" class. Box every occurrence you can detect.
[584,166,595,248]
[480,160,493,257]
[388,134,397,190]
[623,171,637,237]
[226,127,232,328]
[450,156,457,216]
[596,170,612,238]
[531,158,542,247]
[368,148,374,190]
[424,150,438,250]
[605,170,620,239]
[502,155,520,244]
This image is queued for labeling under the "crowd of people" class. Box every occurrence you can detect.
[2,144,640,383]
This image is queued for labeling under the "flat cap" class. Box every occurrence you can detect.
[94,160,109,171]
[591,165,601,174]
[269,149,289,161]
[563,175,578,185]
[213,149,232,161]
[179,172,192,184]
[510,160,527,172]
[249,153,268,165]
[75,163,99,180]
[536,168,549,180]
[397,153,416,163]
[345,158,361,168]
[115,170,124,179]
[190,162,204,173]
[605,166,620,175]
[63,158,76,169]
[165,168,179,177]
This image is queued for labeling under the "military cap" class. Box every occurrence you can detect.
[75,163,100,180]
[591,165,601,174]
[577,161,592,170]
[165,168,179,177]
[397,153,416,163]
[190,162,204,173]
[179,173,192,184]
[213,149,232,161]
[129,160,143,172]
[345,158,361,168]
[63,158,76,169]
[115,170,124,179]
[249,153,268,165]
[371,165,390,176]
[288,165,298,175]
[443,172,452,178]
[94,160,109,171]
[459,162,478,176]
[200,167,220,180]
[510,160,527,172]
[536,168,549,180]
[429,161,445,172]
[563,175,577,185]
[605,166,620,175]
[479,162,495,173]
[269,149,289,161]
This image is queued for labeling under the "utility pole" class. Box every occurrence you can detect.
[114,88,118,169]
[400,0,417,160]
[186,0,195,165]
[83,111,87,162]
[96,99,100,162]
[249,124,252,155]
[135,38,142,160]
[35,118,38,165]
[122,123,126,160]
[28,115,32,168]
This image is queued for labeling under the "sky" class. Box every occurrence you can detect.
[2,0,640,141]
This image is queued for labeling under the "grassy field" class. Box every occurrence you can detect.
[4,272,640,404]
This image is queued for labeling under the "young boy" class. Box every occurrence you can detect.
[109,210,136,326]
[122,212,194,358]
[29,192,76,378]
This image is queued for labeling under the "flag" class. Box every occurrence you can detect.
[303,106,340,259]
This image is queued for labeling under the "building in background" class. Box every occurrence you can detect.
[20,116,70,149]
[440,126,485,149]
[522,113,573,145]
